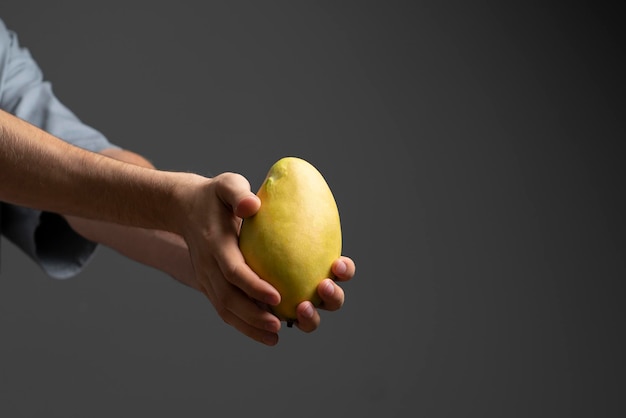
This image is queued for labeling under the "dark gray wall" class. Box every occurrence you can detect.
[1,2,624,417]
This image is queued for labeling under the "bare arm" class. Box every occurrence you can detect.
[65,148,356,338]
[1,110,356,345]
[63,148,200,291]
[0,109,194,233]
[68,218,200,291]
[0,111,280,342]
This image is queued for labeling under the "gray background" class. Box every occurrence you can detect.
[1,1,625,417]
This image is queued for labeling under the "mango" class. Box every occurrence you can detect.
[239,156,342,324]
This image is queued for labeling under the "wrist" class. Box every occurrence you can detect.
[165,172,214,237]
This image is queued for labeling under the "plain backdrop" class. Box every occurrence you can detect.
[1,2,624,417]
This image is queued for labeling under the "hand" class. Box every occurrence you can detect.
[179,172,356,345]
[180,172,283,346]
[293,256,356,332]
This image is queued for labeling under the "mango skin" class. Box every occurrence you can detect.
[239,157,342,322]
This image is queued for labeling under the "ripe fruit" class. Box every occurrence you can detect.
[239,156,342,325]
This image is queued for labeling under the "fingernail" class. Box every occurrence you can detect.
[335,260,347,275]
[323,280,335,297]
[302,303,315,319]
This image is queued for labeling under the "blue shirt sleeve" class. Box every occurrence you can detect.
[0,19,118,152]
[0,18,119,279]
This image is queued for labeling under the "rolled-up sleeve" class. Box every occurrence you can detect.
[0,19,118,279]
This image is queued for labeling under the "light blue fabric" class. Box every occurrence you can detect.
[0,18,119,279]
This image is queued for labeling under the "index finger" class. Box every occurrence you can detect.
[214,238,281,306]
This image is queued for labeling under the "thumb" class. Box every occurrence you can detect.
[214,172,261,218]
[235,194,261,218]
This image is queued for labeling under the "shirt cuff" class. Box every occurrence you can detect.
[1,204,98,279]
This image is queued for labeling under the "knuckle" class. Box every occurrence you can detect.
[215,171,245,187]
[220,260,242,286]
[214,171,235,181]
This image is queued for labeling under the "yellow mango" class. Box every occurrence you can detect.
[239,156,342,324]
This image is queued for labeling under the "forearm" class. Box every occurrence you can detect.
[0,109,202,234]
[62,148,199,291]
[68,218,199,291]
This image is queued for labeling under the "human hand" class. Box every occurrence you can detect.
[178,172,356,345]
[179,172,283,346]
[292,256,357,332]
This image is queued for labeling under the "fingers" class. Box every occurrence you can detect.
[213,241,281,306]
[213,287,282,345]
[261,256,354,335]
[318,278,345,311]
[235,195,261,219]
[196,172,356,344]
[222,311,280,346]
[208,172,280,305]
[331,256,356,282]
[199,257,281,346]
[200,260,281,346]
[311,255,353,312]
[295,301,321,333]
[294,255,355,332]
[191,172,282,346]
[294,276,347,333]
[213,172,261,218]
